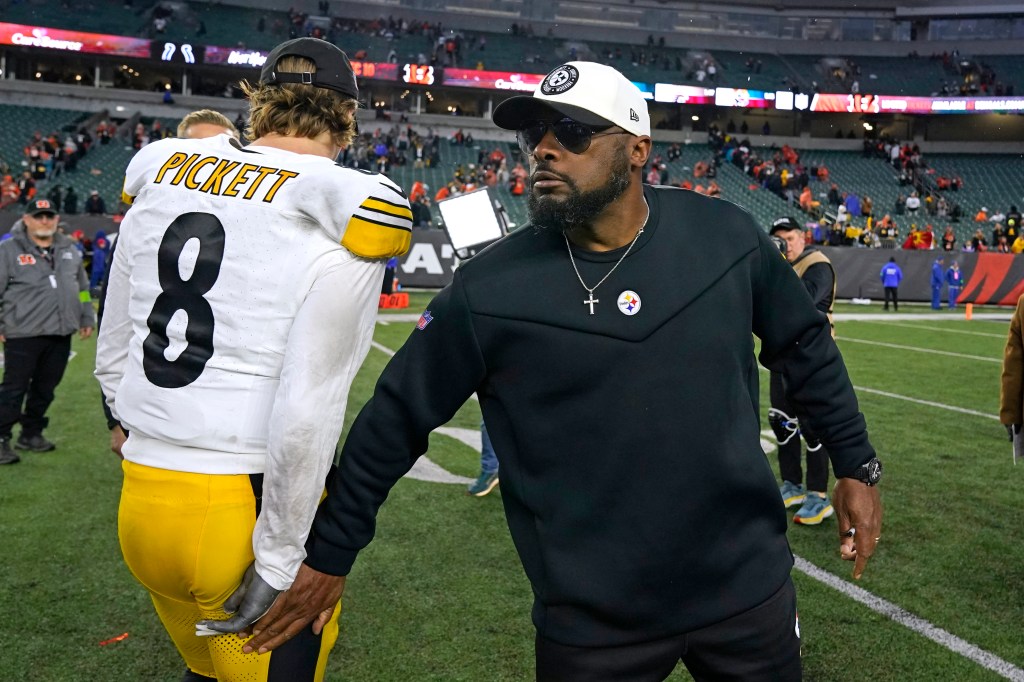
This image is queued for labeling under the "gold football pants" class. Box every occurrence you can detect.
[118,460,340,681]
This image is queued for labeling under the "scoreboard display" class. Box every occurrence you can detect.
[151,40,203,65]
[402,64,436,86]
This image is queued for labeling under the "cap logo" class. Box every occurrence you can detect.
[35,200,51,210]
[541,65,579,96]
[630,109,639,123]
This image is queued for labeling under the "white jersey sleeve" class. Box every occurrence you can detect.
[254,255,381,589]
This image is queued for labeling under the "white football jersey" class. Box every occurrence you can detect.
[96,134,412,588]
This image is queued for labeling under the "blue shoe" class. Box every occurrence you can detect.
[793,492,834,525]
[779,481,806,509]
[467,470,499,497]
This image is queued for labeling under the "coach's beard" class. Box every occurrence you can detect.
[527,152,632,235]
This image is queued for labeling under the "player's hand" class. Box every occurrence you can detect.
[79,326,93,340]
[196,563,281,636]
[833,477,882,580]
[110,425,127,459]
[242,563,346,655]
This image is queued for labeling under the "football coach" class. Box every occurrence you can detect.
[236,62,883,681]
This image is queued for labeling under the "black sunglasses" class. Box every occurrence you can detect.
[516,118,631,156]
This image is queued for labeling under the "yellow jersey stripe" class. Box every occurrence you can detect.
[342,215,412,259]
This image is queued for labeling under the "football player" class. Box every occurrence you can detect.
[95,38,411,681]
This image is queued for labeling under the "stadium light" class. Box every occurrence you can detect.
[691,115,699,121]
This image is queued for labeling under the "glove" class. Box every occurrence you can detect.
[1013,424,1022,466]
[195,563,282,636]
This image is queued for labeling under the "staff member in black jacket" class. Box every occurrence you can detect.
[0,199,94,463]
[236,62,883,680]
[768,217,838,526]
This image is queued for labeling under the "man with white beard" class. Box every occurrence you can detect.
[0,198,94,463]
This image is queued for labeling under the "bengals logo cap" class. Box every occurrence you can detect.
[25,198,57,216]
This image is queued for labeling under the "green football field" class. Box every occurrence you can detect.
[1,294,1022,681]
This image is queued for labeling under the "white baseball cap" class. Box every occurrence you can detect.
[492,61,650,137]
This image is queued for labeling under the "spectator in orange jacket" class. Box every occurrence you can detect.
[0,175,18,209]
[975,207,989,222]
[409,180,427,204]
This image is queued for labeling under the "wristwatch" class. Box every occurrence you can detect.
[849,457,883,486]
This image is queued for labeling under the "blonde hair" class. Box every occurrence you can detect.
[240,55,358,148]
[177,109,239,139]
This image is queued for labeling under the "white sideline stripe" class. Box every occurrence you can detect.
[794,557,1024,681]
[838,337,1001,363]
[833,312,1009,322]
[375,330,1016,677]
[371,340,396,357]
[857,320,1008,339]
[754,365,998,420]
[853,386,1000,421]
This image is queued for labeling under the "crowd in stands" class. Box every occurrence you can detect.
[0,126,110,214]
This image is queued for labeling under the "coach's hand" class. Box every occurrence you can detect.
[833,477,882,580]
[196,563,281,635]
[242,563,345,655]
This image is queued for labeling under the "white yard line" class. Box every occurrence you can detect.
[838,337,1001,363]
[795,558,1024,681]
[855,320,1009,339]
[370,340,397,357]
[852,386,1000,420]
[833,312,1010,322]
[754,365,999,421]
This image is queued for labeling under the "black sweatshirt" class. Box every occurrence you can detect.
[305,184,875,647]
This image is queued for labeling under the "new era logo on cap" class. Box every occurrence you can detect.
[630,109,640,122]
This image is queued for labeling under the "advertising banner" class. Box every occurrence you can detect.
[0,22,150,57]
[397,230,458,288]
[714,87,771,109]
[822,247,1024,305]
[654,83,716,105]
[809,92,1024,115]
[442,68,545,91]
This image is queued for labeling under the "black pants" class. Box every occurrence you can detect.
[883,286,899,310]
[770,372,829,493]
[535,579,801,681]
[0,335,72,439]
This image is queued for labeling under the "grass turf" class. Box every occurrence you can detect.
[0,306,1020,681]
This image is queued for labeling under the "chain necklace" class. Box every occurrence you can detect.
[563,200,649,315]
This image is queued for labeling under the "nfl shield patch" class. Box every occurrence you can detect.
[416,310,433,330]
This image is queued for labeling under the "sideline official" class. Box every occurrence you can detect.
[0,199,94,464]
